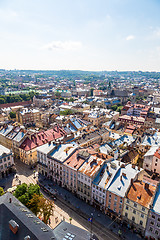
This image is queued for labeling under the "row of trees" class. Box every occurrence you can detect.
[0,91,39,104]
[14,183,54,224]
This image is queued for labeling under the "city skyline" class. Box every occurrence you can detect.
[0,0,160,71]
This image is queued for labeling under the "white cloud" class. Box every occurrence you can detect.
[42,41,82,51]
[126,35,135,41]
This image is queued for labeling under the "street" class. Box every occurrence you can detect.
[0,159,143,240]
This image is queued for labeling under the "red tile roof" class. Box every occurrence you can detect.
[20,126,66,151]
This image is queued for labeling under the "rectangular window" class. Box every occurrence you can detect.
[127,199,130,204]
[142,207,145,212]
[141,214,144,218]
[125,212,128,217]
[133,210,136,214]
[140,220,143,226]
[155,230,159,235]
[152,215,155,219]
[134,203,137,208]
[126,206,128,210]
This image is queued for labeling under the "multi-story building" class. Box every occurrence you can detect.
[92,160,119,212]
[77,155,105,204]
[0,145,14,178]
[46,143,77,186]
[123,180,156,237]
[77,128,109,148]
[16,108,40,125]
[63,149,88,193]
[143,146,160,173]
[19,126,67,165]
[106,164,143,218]
[145,184,160,239]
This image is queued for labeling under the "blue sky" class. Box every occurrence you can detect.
[0,0,160,71]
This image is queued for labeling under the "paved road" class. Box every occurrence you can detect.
[0,159,143,240]
[39,176,143,240]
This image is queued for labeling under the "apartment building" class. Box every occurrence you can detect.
[63,149,87,193]
[46,143,77,186]
[106,164,143,218]
[0,145,14,179]
[77,155,105,204]
[16,108,40,125]
[143,146,159,173]
[145,184,160,239]
[123,180,156,237]
[19,126,67,165]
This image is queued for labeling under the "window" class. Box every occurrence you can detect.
[114,202,117,206]
[132,217,135,221]
[133,210,136,214]
[149,227,153,232]
[152,215,155,219]
[127,199,130,204]
[125,212,128,217]
[120,198,122,203]
[155,230,159,235]
[141,214,144,218]
[157,223,160,228]
[156,159,158,162]
[146,164,148,167]
[126,206,128,210]
[4,158,6,162]
[142,207,145,212]
[108,204,110,209]
[8,156,10,160]
[140,220,143,226]
[109,194,111,198]
[150,221,154,226]
[113,208,116,212]
[114,196,117,201]
[119,205,122,209]
[134,203,137,208]
[158,218,160,222]
[155,163,157,166]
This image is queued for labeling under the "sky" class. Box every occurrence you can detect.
[0,0,160,71]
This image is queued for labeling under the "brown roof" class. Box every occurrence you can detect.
[0,101,32,108]
[127,181,156,208]
[78,155,105,178]
[63,149,86,170]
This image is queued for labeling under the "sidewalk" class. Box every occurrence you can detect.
[38,176,143,240]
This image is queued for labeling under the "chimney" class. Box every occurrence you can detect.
[120,175,122,181]
[138,166,141,171]
[9,198,12,203]
[9,220,19,234]
[132,164,135,169]
[24,236,31,240]
[145,183,149,190]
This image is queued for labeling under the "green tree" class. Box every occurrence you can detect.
[60,109,73,115]
[27,193,41,215]
[111,105,117,111]
[27,183,41,199]
[0,187,4,196]
[9,111,16,119]
[14,183,27,198]
[0,98,5,104]
[39,197,54,224]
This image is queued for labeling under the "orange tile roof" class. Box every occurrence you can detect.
[20,126,66,151]
[63,149,86,170]
[78,155,105,178]
[127,181,156,208]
